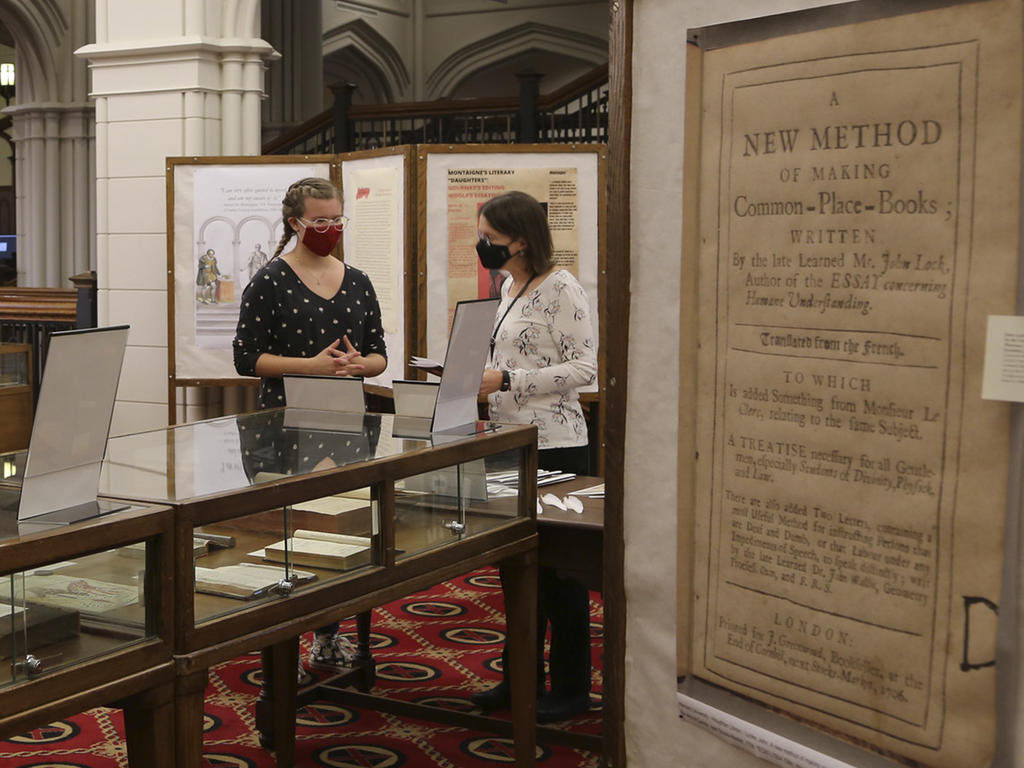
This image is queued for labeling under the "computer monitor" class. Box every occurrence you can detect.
[0,235,15,285]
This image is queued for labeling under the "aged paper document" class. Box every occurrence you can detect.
[348,166,402,335]
[690,2,1020,765]
[445,167,579,327]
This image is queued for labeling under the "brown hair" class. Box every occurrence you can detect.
[271,177,342,259]
[478,190,553,274]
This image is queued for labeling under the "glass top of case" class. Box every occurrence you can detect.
[98,409,508,503]
[0,450,148,541]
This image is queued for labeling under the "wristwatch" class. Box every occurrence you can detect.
[500,370,511,392]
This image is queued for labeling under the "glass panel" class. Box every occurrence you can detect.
[470,448,526,535]
[193,495,379,625]
[0,344,28,388]
[395,448,523,560]
[0,450,26,480]
[0,452,26,517]
[10,571,27,682]
[99,411,505,504]
[1,545,152,684]
[1,573,19,686]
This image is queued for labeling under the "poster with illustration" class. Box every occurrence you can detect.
[171,159,331,382]
[191,164,322,349]
[421,148,604,392]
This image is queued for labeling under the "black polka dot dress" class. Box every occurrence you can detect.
[233,258,387,409]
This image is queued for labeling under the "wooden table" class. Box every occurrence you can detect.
[536,475,604,593]
[327,474,607,754]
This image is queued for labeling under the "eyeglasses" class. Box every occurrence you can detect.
[299,215,349,233]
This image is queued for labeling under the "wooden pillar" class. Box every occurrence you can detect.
[516,72,543,143]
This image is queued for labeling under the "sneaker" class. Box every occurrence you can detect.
[310,631,356,669]
[297,658,313,686]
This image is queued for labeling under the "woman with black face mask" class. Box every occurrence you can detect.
[233,176,387,680]
[471,190,598,723]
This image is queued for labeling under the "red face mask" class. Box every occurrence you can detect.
[300,224,343,257]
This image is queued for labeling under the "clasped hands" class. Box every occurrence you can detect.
[314,335,368,376]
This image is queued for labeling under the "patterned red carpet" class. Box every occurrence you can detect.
[1,567,603,767]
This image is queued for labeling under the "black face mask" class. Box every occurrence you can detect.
[476,237,513,270]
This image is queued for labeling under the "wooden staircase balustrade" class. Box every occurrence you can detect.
[0,288,78,322]
[264,64,609,156]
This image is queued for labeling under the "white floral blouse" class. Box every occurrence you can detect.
[487,269,597,449]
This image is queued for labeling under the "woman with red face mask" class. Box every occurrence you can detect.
[233,176,387,676]
[234,176,387,407]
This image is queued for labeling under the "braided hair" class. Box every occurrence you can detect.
[271,177,342,259]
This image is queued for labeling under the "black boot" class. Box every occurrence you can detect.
[470,680,511,711]
[536,691,591,723]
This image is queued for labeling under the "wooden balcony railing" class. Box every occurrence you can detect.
[264,64,609,156]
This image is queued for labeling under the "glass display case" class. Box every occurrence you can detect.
[4,548,151,683]
[0,344,33,453]
[0,450,175,763]
[97,408,539,768]
[99,409,534,637]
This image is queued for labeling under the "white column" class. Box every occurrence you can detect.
[221,53,244,155]
[241,54,263,154]
[23,111,45,287]
[78,0,277,435]
[5,0,95,289]
[43,113,59,287]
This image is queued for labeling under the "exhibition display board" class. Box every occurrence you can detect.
[682,1,1021,766]
[166,155,335,406]
[166,144,606,425]
[417,143,605,390]
[339,146,416,390]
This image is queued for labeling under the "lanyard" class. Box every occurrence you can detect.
[489,274,535,359]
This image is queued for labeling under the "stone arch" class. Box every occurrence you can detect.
[235,214,274,240]
[0,0,64,103]
[323,19,409,103]
[426,22,606,100]
[197,215,237,246]
[0,0,94,287]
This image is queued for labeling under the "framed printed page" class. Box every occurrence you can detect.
[339,146,414,388]
[685,1,1021,765]
[166,156,333,400]
[418,144,606,394]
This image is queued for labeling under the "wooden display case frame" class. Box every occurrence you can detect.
[0,502,175,767]
[0,343,33,454]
